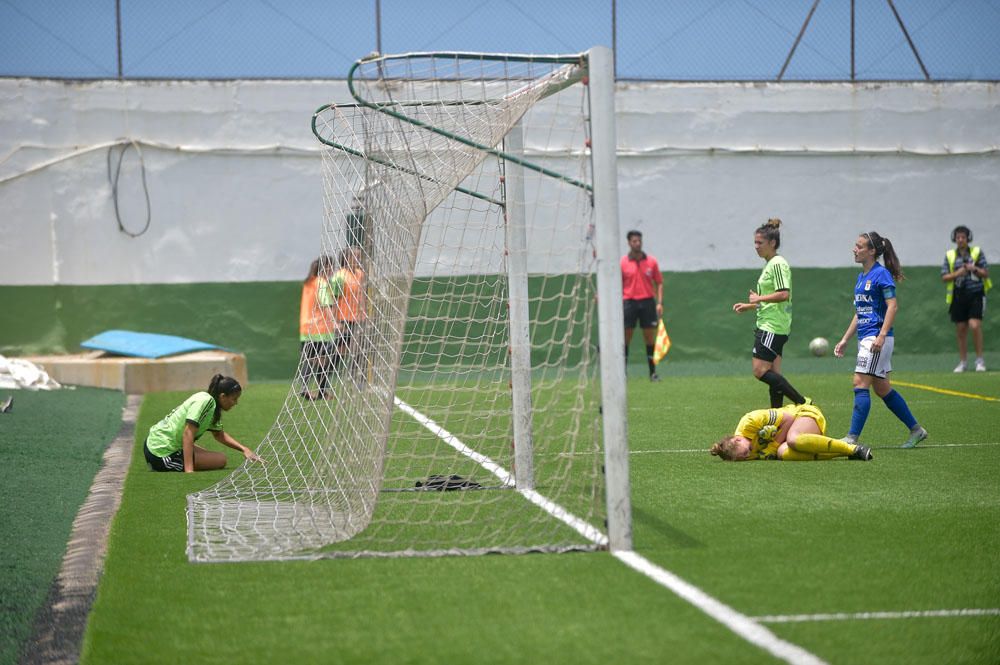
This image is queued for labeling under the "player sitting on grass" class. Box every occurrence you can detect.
[143,374,262,473]
[710,402,872,461]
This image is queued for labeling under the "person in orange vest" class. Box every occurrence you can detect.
[298,255,338,399]
[321,247,367,381]
[942,225,991,372]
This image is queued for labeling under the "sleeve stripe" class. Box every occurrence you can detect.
[773,263,788,290]
[196,399,214,425]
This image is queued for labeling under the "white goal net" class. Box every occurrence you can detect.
[187,49,629,562]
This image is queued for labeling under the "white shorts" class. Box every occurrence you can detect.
[855,335,894,378]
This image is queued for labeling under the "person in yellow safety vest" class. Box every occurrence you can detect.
[942,225,991,372]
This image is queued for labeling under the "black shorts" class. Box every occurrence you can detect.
[144,438,184,472]
[336,321,360,347]
[624,298,658,329]
[302,340,334,361]
[949,290,985,323]
[752,328,789,362]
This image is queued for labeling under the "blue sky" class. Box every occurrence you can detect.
[1,0,998,80]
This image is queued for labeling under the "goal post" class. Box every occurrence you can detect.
[186,46,630,562]
[589,46,632,552]
[503,118,536,492]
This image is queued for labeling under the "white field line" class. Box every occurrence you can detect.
[754,608,1000,623]
[615,550,826,665]
[552,441,1000,457]
[394,397,827,665]
[392,397,606,546]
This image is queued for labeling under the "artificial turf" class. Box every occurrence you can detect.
[74,367,999,664]
[0,387,124,665]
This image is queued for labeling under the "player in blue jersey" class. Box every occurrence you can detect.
[833,232,928,448]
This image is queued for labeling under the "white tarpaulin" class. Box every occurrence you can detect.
[0,355,62,390]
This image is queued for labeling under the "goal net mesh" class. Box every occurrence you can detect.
[187,52,608,561]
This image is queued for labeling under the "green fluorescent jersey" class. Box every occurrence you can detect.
[146,392,222,457]
[756,255,792,335]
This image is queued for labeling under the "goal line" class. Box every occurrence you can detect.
[398,393,825,665]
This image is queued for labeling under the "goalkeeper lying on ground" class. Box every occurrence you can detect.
[710,402,873,461]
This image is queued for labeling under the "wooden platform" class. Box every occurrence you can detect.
[23,350,248,394]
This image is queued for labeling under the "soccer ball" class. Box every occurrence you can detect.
[809,337,830,357]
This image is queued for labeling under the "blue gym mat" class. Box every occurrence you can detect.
[80,330,224,359]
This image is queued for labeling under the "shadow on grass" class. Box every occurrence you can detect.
[631,504,704,549]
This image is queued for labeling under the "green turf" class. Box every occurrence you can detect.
[0,387,124,665]
[74,366,1000,664]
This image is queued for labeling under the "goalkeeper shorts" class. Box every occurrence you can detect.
[790,403,827,435]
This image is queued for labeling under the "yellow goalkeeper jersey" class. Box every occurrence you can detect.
[735,403,827,460]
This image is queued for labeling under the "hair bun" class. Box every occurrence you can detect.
[766,217,782,228]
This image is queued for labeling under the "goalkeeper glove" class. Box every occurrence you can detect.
[757,424,778,441]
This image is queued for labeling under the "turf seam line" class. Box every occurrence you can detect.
[19,394,141,665]
[395,397,826,665]
[753,608,1000,623]
[554,441,1000,457]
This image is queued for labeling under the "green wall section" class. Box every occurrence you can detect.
[0,282,302,381]
[0,267,963,381]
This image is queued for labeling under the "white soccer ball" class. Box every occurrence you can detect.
[809,337,830,357]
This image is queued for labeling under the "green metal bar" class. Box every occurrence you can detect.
[310,105,505,207]
[346,52,593,193]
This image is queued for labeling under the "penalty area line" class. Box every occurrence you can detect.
[894,380,999,403]
[754,608,1000,623]
[394,397,828,665]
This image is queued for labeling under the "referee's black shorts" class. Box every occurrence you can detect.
[624,298,658,329]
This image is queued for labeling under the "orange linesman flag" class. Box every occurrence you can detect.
[653,319,671,365]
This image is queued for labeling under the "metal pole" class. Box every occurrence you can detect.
[115,0,123,80]
[504,120,535,491]
[886,0,930,80]
[375,0,382,55]
[588,46,632,552]
[850,0,855,81]
[777,0,821,81]
[611,0,617,80]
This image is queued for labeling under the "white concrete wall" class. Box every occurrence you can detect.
[1,78,997,286]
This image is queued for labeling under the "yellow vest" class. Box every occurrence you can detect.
[946,246,992,304]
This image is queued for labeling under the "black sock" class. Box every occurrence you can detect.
[646,345,656,375]
[624,343,629,369]
[768,386,783,408]
[758,370,805,405]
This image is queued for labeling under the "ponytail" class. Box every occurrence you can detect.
[304,258,320,284]
[305,255,334,283]
[755,218,782,250]
[710,436,740,461]
[864,231,905,282]
[207,374,242,426]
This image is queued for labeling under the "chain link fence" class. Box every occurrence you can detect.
[1,0,998,80]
